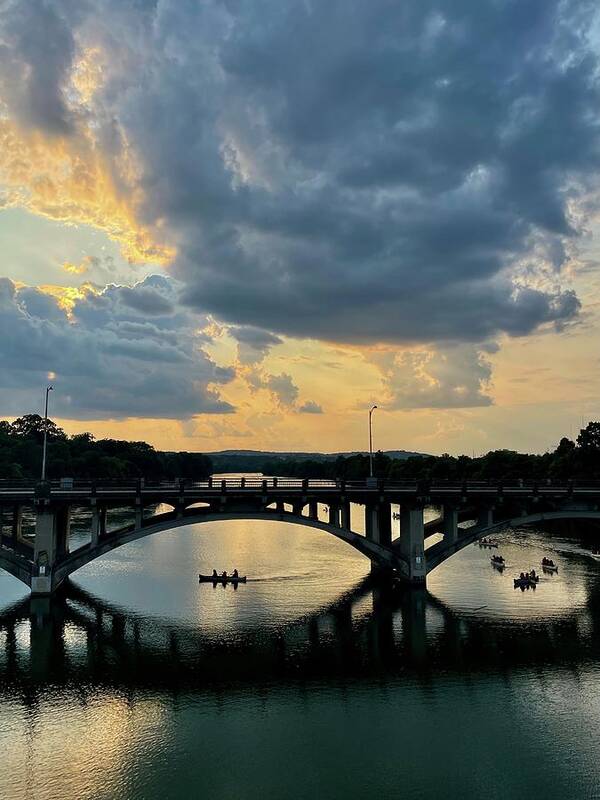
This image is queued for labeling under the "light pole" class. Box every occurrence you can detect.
[41,385,54,481]
[369,405,377,478]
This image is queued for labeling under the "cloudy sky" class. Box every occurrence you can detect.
[1,0,600,455]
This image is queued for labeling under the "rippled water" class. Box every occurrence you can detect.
[2,500,600,799]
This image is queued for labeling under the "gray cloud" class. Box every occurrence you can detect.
[229,325,284,365]
[382,344,494,410]
[298,401,323,414]
[0,276,235,419]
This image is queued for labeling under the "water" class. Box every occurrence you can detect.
[2,505,600,799]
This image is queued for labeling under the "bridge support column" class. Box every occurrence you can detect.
[443,504,459,544]
[12,504,23,542]
[90,505,106,547]
[365,503,392,547]
[398,506,426,585]
[477,505,494,529]
[340,501,351,530]
[55,506,71,557]
[309,500,319,521]
[135,498,144,529]
[328,503,340,528]
[32,509,58,595]
[276,500,285,513]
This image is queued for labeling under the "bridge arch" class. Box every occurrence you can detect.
[426,509,600,574]
[52,507,409,591]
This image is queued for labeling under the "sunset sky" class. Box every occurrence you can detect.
[1,0,600,455]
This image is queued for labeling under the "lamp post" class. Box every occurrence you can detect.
[41,385,54,482]
[369,405,377,478]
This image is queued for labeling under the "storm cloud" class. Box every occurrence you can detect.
[0,276,234,419]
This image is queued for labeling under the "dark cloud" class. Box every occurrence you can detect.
[229,325,283,364]
[0,276,235,419]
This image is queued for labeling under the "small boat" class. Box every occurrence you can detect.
[199,574,247,584]
[491,557,505,569]
[541,562,558,572]
[514,576,536,589]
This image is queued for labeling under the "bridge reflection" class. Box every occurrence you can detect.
[2,575,599,700]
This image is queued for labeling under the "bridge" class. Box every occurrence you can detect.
[1,477,600,595]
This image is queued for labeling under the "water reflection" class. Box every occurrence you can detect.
[2,573,600,697]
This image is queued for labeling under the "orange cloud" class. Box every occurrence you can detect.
[0,118,174,265]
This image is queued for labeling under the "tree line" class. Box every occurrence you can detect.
[234,424,600,482]
[1,413,600,483]
[0,415,212,481]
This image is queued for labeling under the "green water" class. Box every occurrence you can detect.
[1,511,600,799]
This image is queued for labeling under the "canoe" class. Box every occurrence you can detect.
[542,563,558,572]
[199,574,247,584]
[491,558,505,568]
[514,577,537,588]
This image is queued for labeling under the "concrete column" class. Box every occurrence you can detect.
[12,504,23,541]
[91,506,100,547]
[340,501,351,530]
[276,500,285,513]
[398,505,426,584]
[377,503,392,547]
[55,506,71,557]
[328,503,340,527]
[443,504,459,544]
[365,504,378,542]
[32,508,58,594]
[309,500,319,521]
[477,505,494,528]
[365,503,392,546]
[90,506,106,547]
[292,502,304,516]
[135,499,143,529]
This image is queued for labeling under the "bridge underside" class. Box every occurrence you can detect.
[1,488,600,595]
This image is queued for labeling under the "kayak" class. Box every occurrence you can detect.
[199,574,247,584]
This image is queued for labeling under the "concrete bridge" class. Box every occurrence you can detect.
[1,477,600,595]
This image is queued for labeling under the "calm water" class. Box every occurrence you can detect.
[2,500,600,799]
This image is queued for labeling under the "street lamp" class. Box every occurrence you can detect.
[41,385,54,481]
[369,405,377,478]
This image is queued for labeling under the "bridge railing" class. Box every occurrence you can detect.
[2,477,600,492]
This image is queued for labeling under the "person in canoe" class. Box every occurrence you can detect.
[212,569,218,580]
[530,568,537,580]
[221,570,228,580]
[232,569,239,579]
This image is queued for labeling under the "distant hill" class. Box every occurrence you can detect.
[207,449,425,472]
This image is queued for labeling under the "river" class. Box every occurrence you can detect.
[1,492,600,799]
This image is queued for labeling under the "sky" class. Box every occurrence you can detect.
[1,0,600,456]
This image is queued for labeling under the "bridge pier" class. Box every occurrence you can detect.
[398,506,426,584]
[340,501,351,530]
[91,505,107,547]
[477,505,494,528]
[31,505,71,595]
[443,504,459,544]
[309,500,319,521]
[328,503,340,528]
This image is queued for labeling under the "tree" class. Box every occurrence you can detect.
[577,422,600,451]
[10,414,66,442]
